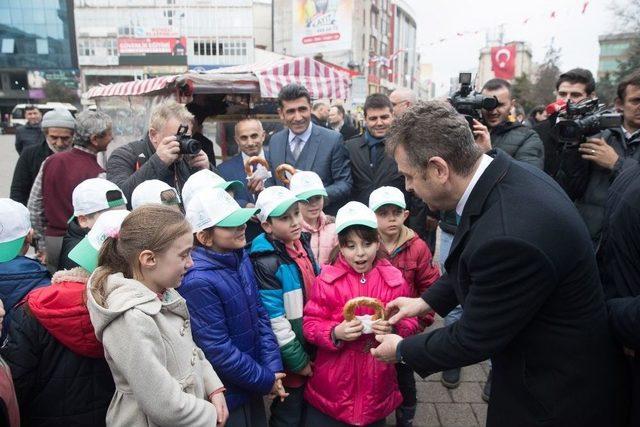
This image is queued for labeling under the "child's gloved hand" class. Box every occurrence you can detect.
[334,319,364,342]
[371,319,393,336]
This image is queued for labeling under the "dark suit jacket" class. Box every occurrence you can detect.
[344,134,405,205]
[337,121,359,140]
[399,150,627,427]
[218,151,270,242]
[265,124,352,214]
[10,137,52,206]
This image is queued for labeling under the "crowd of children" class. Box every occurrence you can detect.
[0,165,440,427]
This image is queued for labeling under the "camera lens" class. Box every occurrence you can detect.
[180,138,202,155]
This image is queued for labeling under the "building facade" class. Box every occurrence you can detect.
[598,33,636,79]
[273,0,418,100]
[74,0,256,92]
[0,0,78,117]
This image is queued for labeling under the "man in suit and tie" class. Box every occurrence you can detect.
[266,83,352,215]
[218,117,268,242]
[371,101,627,427]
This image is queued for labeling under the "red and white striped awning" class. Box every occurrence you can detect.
[206,56,351,99]
[85,75,179,99]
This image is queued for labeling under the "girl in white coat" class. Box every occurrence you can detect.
[87,205,229,427]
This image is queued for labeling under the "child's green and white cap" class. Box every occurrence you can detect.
[0,199,31,263]
[70,178,126,222]
[289,170,328,200]
[255,186,304,223]
[186,188,259,232]
[181,169,243,208]
[335,201,378,234]
[68,209,130,273]
[368,186,406,212]
[131,180,180,209]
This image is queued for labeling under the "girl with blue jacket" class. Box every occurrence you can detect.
[180,188,286,427]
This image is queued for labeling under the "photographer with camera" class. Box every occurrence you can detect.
[559,70,640,247]
[480,79,545,169]
[107,100,213,204]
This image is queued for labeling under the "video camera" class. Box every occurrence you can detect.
[449,73,498,127]
[553,98,622,148]
[175,124,202,155]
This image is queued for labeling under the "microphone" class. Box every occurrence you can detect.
[545,99,567,115]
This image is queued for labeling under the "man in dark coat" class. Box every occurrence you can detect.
[328,104,359,140]
[10,109,75,206]
[371,100,627,427]
[14,105,42,154]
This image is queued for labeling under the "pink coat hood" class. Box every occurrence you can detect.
[300,212,338,267]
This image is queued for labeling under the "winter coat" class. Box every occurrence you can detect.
[15,123,43,154]
[560,128,640,245]
[179,246,283,411]
[489,121,545,169]
[106,135,217,205]
[86,272,224,427]
[10,137,52,206]
[382,226,440,327]
[0,256,50,342]
[303,256,419,426]
[0,268,114,427]
[0,357,19,427]
[300,212,338,267]
[248,232,319,388]
[57,220,88,271]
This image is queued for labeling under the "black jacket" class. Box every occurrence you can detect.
[310,114,328,128]
[1,303,114,427]
[106,135,217,204]
[490,121,544,169]
[399,150,627,427]
[57,221,88,271]
[10,137,52,206]
[15,123,43,154]
[533,115,563,177]
[344,134,406,205]
[335,121,359,141]
[559,128,640,245]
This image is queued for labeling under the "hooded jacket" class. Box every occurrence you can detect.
[179,247,283,411]
[490,121,545,169]
[0,256,50,343]
[300,212,338,267]
[57,220,88,271]
[0,268,113,427]
[303,256,419,425]
[86,271,224,427]
[382,226,440,326]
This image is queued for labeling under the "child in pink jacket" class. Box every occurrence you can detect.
[289,171,338,267]
[303,202,419,426]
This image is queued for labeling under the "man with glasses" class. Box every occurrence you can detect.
[10,109,75,206]
[389,88,418,117]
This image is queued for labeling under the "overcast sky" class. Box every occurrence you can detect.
[406,0,631,95]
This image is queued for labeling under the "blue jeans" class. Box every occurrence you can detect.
[437,229,462,326]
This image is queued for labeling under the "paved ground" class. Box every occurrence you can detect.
[0,134,489,426]
[385,315,489,427]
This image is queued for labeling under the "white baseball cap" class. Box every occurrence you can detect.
[131,180,180,209]
[368,186,407,212]
[0,199,31,263]
[181,169,243,208]
[186,188,259,232]
[70,178,127,221]
[335,201,378,234]
[255,186,305,223]
[68,209,130,273]
[289,171,328,200]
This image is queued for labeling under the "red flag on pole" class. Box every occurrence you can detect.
[491,45,516,80]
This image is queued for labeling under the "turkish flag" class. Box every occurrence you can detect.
[491,45,516,80]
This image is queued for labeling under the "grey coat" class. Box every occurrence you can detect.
[490,121,545,169]
[87,272,224,427]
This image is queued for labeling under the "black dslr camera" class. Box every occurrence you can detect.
[449,73,498,127]
[553,98,623,148]
[176,124,202,155]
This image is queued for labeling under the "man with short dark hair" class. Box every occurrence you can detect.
[369,100,627,427]
[535,68,597,176]
[311,100,329,128]
[327,104,358,140]
[481,78,544,168]
[266,84,352,215]
[14,105,43,154]
[560,69,640,246]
